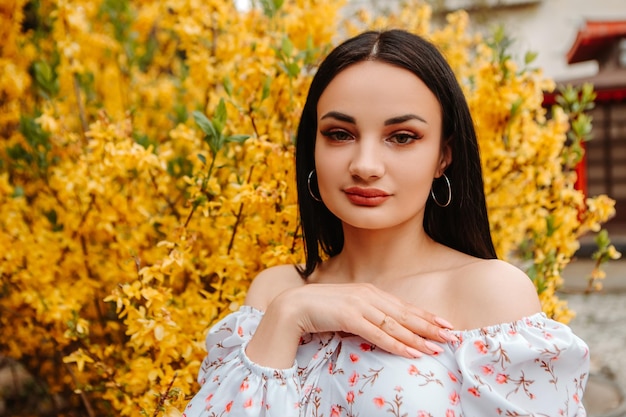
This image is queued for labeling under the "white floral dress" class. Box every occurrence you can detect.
[183,306,589,417]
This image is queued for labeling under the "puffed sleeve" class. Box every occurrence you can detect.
[455,313,589,417]
[182,306,301,417]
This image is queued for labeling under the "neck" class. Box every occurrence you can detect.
[326,221,439,284]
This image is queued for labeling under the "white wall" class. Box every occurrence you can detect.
[349,0,626,82]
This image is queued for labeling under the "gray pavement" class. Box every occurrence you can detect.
[561,257,626,417]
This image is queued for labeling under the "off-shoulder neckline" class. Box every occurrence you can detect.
[238,305,551,338]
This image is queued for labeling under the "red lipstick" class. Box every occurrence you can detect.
[343,187,391,206]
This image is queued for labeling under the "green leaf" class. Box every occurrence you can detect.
[227,134,250,144]
[261,76,271,101]
[197,153,206,164]
[223,76,233,97]
[192,111,216,138]
[281,36,293,57]
[12,186,24,198]
[213,98,227,132]
[524,51,538,65]
[32,60,59,98]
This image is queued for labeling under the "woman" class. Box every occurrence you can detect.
[183,30,589,416]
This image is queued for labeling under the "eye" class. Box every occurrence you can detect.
[388,132,421,145]
[320,129,353,142]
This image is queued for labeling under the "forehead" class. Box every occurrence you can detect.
[317,61,442,124]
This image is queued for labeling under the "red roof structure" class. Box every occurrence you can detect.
[566,20,626,64]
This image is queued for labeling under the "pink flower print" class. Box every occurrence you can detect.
[573,393,580,403]
[448,371,458,382]
[346,391,355,404]
[348,371,359,386]
[544,331,553,340]
[508,329,517,336]
[328,362,334,373]
[468,387,480,397]
[408,364,419,375]
[481,364,494,375]
[204,393,214,403]
[474,340,488,354]
[449,390,460,405]
[496,373,508,384]
[446,410,456,417]
[240,380,249,391]
[225,401,234,412]
[394,386,403,392]
[417,412,432,417]
[237,326,244,337]
[349,353,360,362]
[360,342,374,351]
[244,398,253,408]
[330,405,341,417]
[373,397,385,408]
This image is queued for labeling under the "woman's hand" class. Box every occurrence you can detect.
[245,282,458,369]
[283,282,457,358]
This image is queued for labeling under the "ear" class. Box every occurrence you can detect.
[436,141,452,177]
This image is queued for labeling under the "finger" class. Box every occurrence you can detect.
[358,318,425,359]
[374,313,445,355]
[393,305,459,344]
[365,290,458,343]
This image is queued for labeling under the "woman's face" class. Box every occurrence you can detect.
[314,60,450,231]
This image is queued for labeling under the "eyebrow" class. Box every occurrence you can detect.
[319,111,427,125]
[320,111,355,124]
[384,114,428,125]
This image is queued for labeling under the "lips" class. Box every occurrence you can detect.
[343,187,391,206]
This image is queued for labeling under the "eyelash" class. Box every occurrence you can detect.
[320,129,422,145]
[320,129,353,142]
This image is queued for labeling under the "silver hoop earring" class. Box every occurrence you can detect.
[307,169,322,202]
[430,173,451,208]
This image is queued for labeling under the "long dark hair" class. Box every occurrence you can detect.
[295,29,496,278]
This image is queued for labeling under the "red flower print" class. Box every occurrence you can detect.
[346,391,355,404]
[448,371,458,382]
[496,373,508,384]
[204,393,214,403]
[328,362,334,373]
[349,353,360,362]
[348,371,359,386]
[330,405,341,417]
[474,340,488,354]
[225,401,234,412]
[468,387,480,397]
[446,410,456,417]
[481,364,494,375]
[373,397,385,408]
[408,364,419,375]
[240,380,249,391]
[237,326,244,337]
[244,398,253,408]
[360,342,374,351]
[449,390,460,405]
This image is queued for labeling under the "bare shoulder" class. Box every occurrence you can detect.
[452,258,542,329]
[244,264,305,311]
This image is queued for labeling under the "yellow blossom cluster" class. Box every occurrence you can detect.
[0,0,618,415]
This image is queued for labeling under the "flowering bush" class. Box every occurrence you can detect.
[0,0,618,415]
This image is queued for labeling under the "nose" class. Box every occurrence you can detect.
[348,139,385,180]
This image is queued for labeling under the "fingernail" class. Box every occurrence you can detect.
[406,346,423,358]
[435,317,454,329]
[439,329,459,342]
[424,341,444,354]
